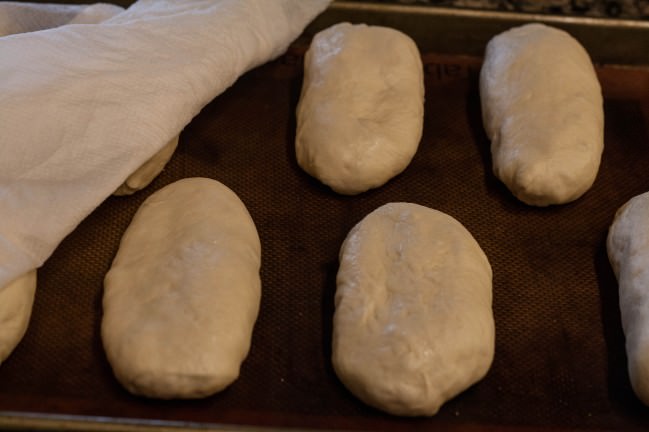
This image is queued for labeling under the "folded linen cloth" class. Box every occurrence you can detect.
[0,0,330,289]
[0,1,125,365]
[0,2,124,36]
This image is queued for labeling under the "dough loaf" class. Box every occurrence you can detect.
[296,23,424,195]
[333,203,494,416]
[480,23,603,206]
[607,191,649,406]
[114,135,179,196]
[102,178,261,399]
[0,270,36,365]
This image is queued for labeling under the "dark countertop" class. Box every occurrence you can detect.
[349,0,649,19]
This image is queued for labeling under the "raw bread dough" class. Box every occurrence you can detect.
[296,23,424,195]
[607,191,649,406]
[480,23,603,206]
[333,203,494,416]
[0,270,36,365]
[114,135,179,196]
[102,177,261,399]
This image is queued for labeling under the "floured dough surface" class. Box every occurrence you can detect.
[333,203,494,416]
[102,177,261,399]
[114,135,179,196]
[0,270,36,365]
[296,22,424,195]
[607,191,649,406]
[480,23,603,206]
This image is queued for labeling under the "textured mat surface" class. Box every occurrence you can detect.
[1,43,649,430]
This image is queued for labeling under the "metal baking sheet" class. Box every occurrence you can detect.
[309,1,649,65]
[1,2,649,431]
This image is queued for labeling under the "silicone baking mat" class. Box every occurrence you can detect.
[1,27,649,432]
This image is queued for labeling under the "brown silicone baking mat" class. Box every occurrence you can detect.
[2,3,649,431]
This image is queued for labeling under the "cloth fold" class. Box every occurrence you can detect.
[0,2,124,36]
[0,0,330,288]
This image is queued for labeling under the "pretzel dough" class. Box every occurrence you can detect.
[607,191,649,406]
[0,270,36,365]
[102,178,261,399]
[296,23,424,195]
[480,23,603,206]
[333,203,494,416]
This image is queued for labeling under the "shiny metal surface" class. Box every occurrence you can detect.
[2,2,649,431]
[307,1,649,65]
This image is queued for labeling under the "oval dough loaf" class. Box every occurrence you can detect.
[607,191,649,406]
[102,178,261,399]
[114,135,179,196]
[0,270,36,365]
[480,23,603,206]
[333,203,494,416]
[296,23,424,195]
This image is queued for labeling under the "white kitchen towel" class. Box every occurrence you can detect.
[0,2,125,37]
[0,0,330,289]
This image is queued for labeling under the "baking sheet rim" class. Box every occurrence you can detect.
[2,1,649,431]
